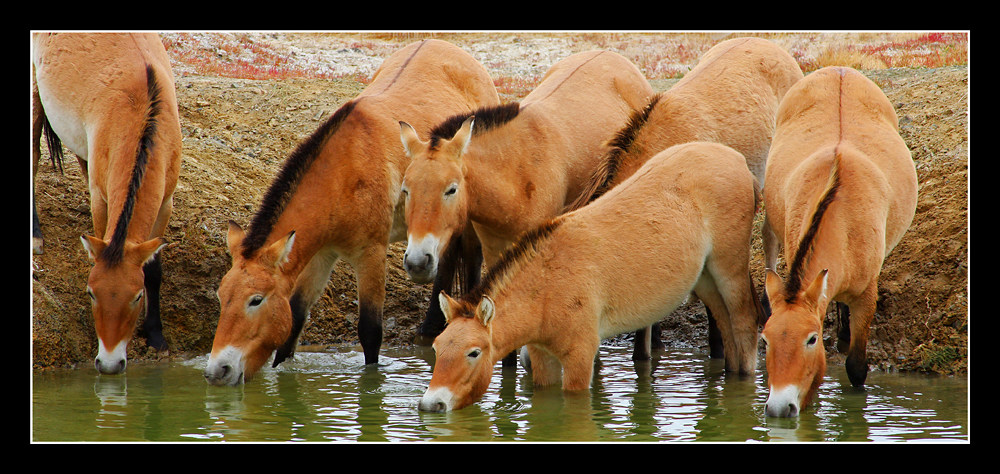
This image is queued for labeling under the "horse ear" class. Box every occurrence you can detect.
[477,295,495,326]
[226,220,245,256]
[399,121,426,157]
[130,237,168,266]
[265,230,296,268]
[445,116,475,161]
[764,269,784,303]
[804,269,830,312]
[438,291,456,324]
[80,235,107,262]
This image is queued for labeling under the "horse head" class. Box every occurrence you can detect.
[761,268,830,417]
[398,117,475,284]
[418,291,496,412]
[204,221,297,386]
[81,235,166,375]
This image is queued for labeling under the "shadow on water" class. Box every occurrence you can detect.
[32,345,968,442]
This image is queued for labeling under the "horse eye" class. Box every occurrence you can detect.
[807,334,818,346]
[249,295,264,307]
[444,183,458,196]
[86,287,96,301]
[133,290,144,304]
[468,348,481,359]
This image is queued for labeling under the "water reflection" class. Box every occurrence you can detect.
[32,345,969,443]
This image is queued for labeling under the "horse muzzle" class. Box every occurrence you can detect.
[764,384,803,417]
[403,235,440,284]
[418,386,456,413]
[95,338,128,375]
[204,346,246,386]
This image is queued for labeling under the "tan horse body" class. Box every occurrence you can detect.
[419,142,763,412]
[761,66,918,417]
[568,37,802,358]
[205,39,500,386]
[398,50,653,344]
[32,33,182,374]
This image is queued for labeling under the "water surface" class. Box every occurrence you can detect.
[31,345,969,442]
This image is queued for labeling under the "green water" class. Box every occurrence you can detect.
[31,345,969,442]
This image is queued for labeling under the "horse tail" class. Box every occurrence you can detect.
[100,64,163,265]
[42,116,65,174]
[565,93,661,213]
[783,149,842,303]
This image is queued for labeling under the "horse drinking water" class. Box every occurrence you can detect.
[32,33,182,374]
[760,66,918,417]
[418,142,764,412]
[567,37,803,359]
[204,39,500,386]
[398,49,653,350]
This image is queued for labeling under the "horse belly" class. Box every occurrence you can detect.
[35,87,89,160]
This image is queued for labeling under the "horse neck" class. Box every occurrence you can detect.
[486,287,546,360]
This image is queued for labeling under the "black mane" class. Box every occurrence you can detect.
[101,64,162,265]
[240,100,358,259]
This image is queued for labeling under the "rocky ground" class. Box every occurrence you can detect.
[31,33,968,378]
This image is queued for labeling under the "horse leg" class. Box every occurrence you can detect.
[142,250,167,351]
[836,302,851,353]
[632,326,652,361]
[274,248,340,367]
[696,268,759,375]
[526,345,563,388]
[844,284,878,388]
[706,306,724,359]
[561,343,600,392]
[353,246,389,365]
[32,87,45,255]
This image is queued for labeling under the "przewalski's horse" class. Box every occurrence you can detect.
[205,39,500,386]
[418,142,764,412]
[567,37,803,359]
[760,66,918,417]
[31,33,182,374]
[398,50,653,348]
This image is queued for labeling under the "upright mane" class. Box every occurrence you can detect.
[783,150,842,303]
[460,216,565,306]
[428,102,521,148]
[101,64,163,265]
[566,93,662,212]
[241,100,358,258]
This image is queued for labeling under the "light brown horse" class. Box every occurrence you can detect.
[567,37,803,358]
[418,142,764,412]
[32,33,182,374]
[398,50,653,347]
[760,66,918,417]
[205,39,500,386]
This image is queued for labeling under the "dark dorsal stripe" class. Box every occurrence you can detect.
[564,93,660,212]
[460,216,565,306]
[782,155,840,303]
[428,102,521,149]
[782,70,849,303]
[241,99,358,259]
[101,64,162,265]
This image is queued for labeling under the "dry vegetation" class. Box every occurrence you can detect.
[31,32,968,378]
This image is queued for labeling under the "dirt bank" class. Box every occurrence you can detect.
[31,38,968,377]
